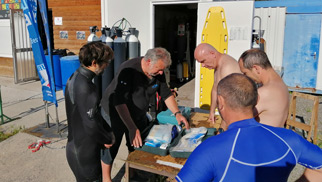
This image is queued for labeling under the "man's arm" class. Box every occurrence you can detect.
[176,140,215,182]
[208,82,217,124]
[115,104,142,148]
[294,132,322,182]
[164,95,190,129]
[75,83,114,146]
[254,87,267,122]
[296,168,322,182]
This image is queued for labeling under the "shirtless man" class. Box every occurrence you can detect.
[194,43,241,129]
[238,48,289,127]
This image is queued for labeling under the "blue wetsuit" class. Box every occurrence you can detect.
[176,118,322,182]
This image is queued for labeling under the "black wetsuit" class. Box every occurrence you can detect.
[65,66,114,182]
[101,57,172,161]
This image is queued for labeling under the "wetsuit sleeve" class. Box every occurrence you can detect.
[176,142,215,182]
[295,135,322,169]
[75,83,114,145]
[157,74,172,100]
[113,68,132,106]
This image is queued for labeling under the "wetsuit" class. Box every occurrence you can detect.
[65,66,114,182]
[101,57,172,161]
[176,118,322,182]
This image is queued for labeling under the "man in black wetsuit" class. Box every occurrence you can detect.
[65,42,115,182]
[100,47,190,181]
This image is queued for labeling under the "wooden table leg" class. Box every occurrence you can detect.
[125,161,130,182]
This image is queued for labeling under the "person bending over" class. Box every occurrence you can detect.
[101,47,189,181]
[194,43,241,129]
[238,49,289,127]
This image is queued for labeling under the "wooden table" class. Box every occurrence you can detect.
[124,112,222,181]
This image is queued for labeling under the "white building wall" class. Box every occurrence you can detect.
[104,0,154,55]
[0,20,13,58]
[103,0,201,56]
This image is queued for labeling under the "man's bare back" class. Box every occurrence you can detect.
[212,54,241,128]
[215,54,241,86]
[256,75,289,127]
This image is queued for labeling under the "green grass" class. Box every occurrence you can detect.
[318,133,322,149]
[318,140,322,149]
[318,141,322,149]
[0,126,24,142]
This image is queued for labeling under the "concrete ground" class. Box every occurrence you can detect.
[0,76,126,182]
[0,76,321,182]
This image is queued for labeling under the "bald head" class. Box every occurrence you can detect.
[218,73,258,111]
[194,43,221,69]
[194,43,218,59]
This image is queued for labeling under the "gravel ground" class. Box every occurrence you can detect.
[0,77,321,182]
[289,94,322,146]
[287,94,322,181]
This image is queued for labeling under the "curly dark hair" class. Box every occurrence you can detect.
[79,42,114,67]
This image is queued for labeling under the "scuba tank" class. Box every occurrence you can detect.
[87,26,100,42]
[126,27,139,60]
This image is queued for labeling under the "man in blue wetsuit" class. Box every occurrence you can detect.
[176,73,322,182]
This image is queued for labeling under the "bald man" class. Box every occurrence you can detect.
[194,43,241,129]
[238,49,289,127]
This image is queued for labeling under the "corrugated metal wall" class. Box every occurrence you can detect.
[10,9,38,83]
[254,7,286,75]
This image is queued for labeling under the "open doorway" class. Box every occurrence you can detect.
[154,3,197,88]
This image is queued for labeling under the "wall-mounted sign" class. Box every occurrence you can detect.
[76,31,85,40]
[54,17,62,25]
[0,0,21,19]
[0,10,9,19]
[59,31,68,39]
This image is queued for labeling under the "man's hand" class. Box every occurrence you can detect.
[115,104,142,148]
[104,144,113,148]
[129,128,142,148]
[176,113,190,129]
[171,88,178,98]
[208,112,216,125]
[296,168,322,182]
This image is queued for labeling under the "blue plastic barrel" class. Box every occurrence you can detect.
[45,55,62,90]
[60,55,80,94]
